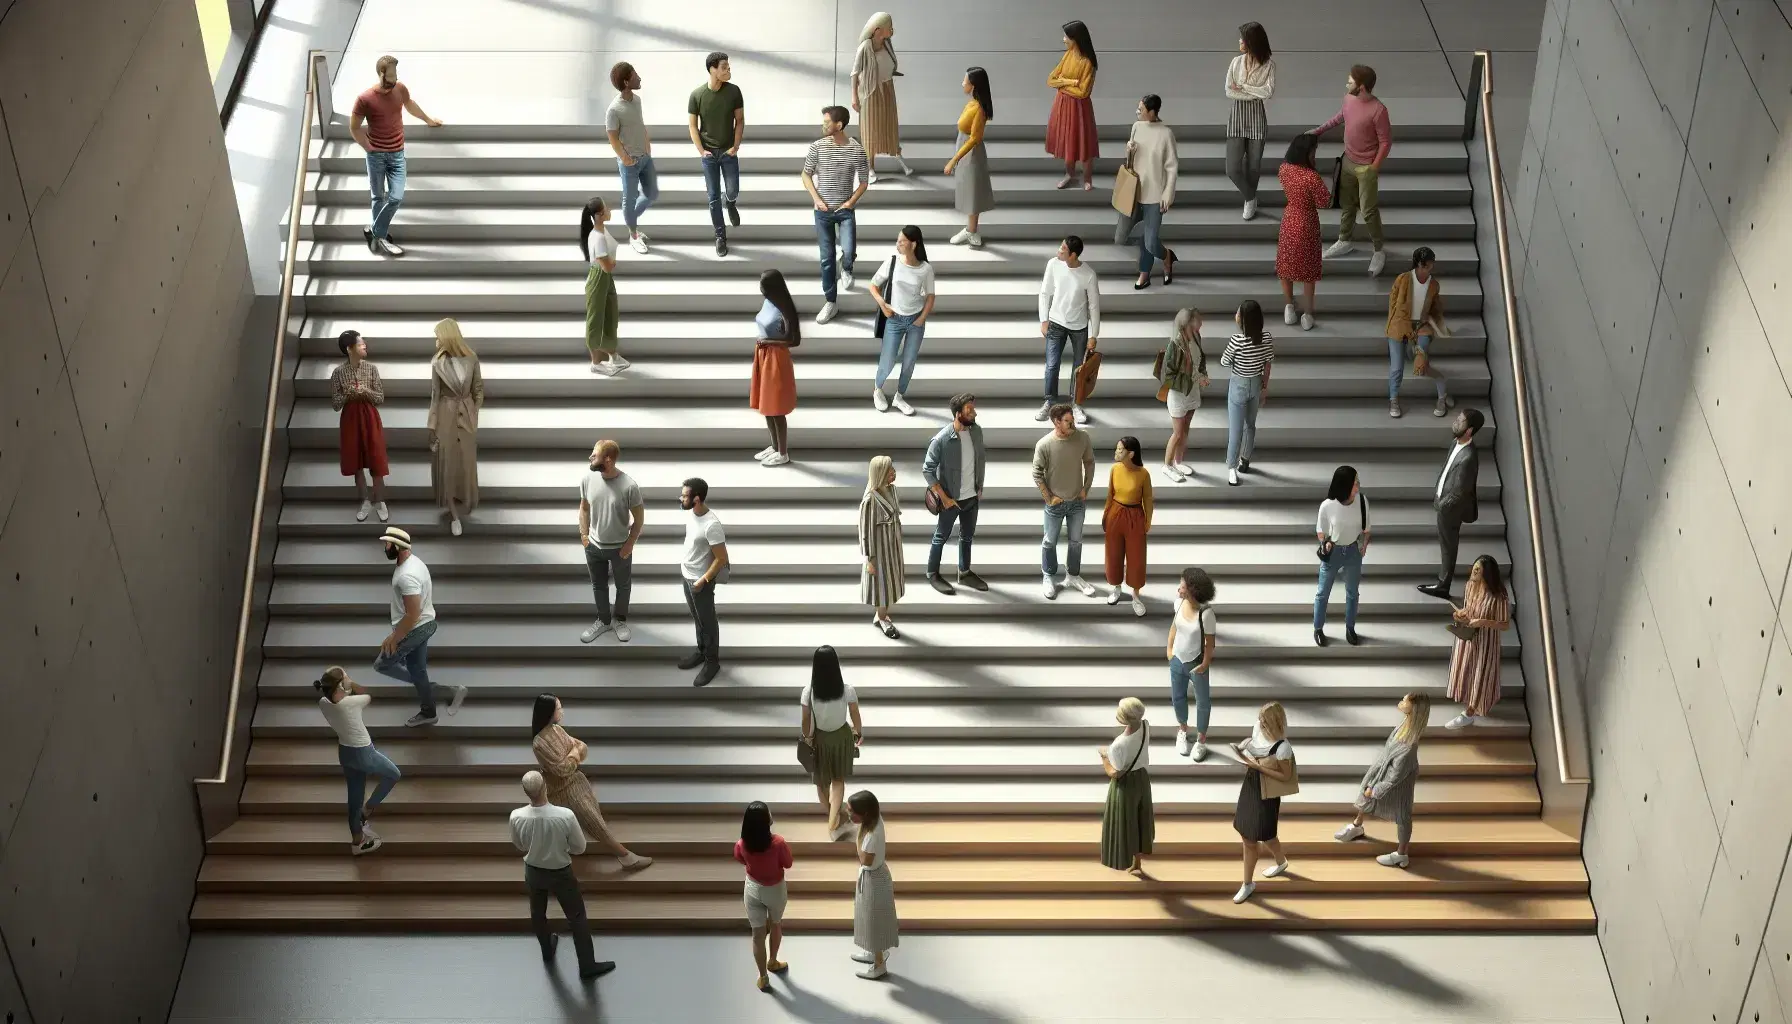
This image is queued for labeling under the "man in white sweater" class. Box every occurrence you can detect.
[1037,235,1102,424]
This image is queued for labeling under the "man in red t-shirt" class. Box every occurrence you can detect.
[351,55,442,257]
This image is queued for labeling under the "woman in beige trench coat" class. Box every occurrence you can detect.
[429,318,483,536]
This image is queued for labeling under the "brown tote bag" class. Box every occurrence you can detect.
[1074,339,1103,403]
[1111,161,1140,215]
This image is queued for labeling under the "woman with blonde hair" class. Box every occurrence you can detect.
[1156,308,1209,482]
[1231,701,1295,903]
[851,12,911,182]
[1099,697,1154,874]
[428,318,483,536]
[1335,692,1428,867]
[858,455,905,639]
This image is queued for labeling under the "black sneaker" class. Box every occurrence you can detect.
[1238,457,1252,473]
[727,202,740,228]
[1346,629,1363,646]
[693,662,721,688]
[542,933,560,962]
[363,227,375,252]
[928,573,956,595]
[715,235,729,257]
[580,960,617,981]
[676,650,706,670]
[957,570,988,592]
[1313,629,1329,648]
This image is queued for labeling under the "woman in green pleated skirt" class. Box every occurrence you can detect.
[580,196,628,376]
[800,645,863,841]
[1099,696,1155,874]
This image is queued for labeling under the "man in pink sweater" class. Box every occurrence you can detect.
[1311,64,1393,276]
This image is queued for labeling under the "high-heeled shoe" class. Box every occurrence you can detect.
[1133,274,1151,291]
[1162,247,1177,285]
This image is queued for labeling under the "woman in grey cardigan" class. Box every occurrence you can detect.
[1334,692,1427,867]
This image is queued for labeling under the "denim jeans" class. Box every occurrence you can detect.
[1041,499,1086,579]
[1168,656,1211,734]
[876,312,926,393]
[682,577,720,665]
[928,495,979,575]
[1314,540,1364,631]
[701,152,741,235]
[584,543,633,623]
[1117,201,1166,273]
[1387,335,1448,400]
[1225,372,1262,469]
[339,743,401,837]
[366,149,407,240]
[373,618,439,713]
[814,207,857,302]
[1043,322,1089,402]
[618,154,660,231]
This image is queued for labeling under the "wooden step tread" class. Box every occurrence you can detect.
[189,892,1596,931]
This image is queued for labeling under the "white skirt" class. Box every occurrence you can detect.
[1167,387,1200,418]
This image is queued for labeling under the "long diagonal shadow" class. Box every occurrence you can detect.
[499,0,840,80]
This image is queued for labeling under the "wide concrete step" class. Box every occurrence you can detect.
[236,775,1538,816]
[307,171,1471,208]
[300,239,1481,278]
[255,657,1525,703]
[188,891,1596,932]
[246,736,1534,779]
[312,138,1471,175]
[300,272,1485,316]
[297,312,1490,359]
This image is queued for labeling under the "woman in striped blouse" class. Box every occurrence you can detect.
[859,455,905,639]
[1224,23,1275,220]
[1220,300,1275,486]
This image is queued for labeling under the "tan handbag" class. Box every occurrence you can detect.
[1258,745,1301,798]
[1074,340,1103,403]
[1111,161,1140,215]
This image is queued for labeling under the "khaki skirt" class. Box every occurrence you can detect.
[812,723,856,785]
[860,80,901,157]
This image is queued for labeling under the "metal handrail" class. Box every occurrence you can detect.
[1469,51,1591,787]
[195,51,322,790]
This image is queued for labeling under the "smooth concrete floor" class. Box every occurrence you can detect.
[170,932,1620,1023]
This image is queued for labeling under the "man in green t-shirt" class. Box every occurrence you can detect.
[687,51,745,256]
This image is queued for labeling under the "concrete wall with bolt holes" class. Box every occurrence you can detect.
[1508,0,1792,1020]
[0,0,257,1020]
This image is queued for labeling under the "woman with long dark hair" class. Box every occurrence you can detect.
[1045,20,1099,189]
[1275,133,1330,331]
[1103,435,1153,616]
[1224,22,1276,218]
[944,68,995,247]
[848,790,899,979]
[800,645,863,839]
[580,196,628,375]
[734,801,793,991]
[1220,300,1275,486]
[750,269,800,466]
[1445,555,1511,728]
[1314,464,1370,647]
[869,225,936,413]
[330,329,389,523]
[529,692,651,868]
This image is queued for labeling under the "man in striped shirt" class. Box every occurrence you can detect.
[802,105,870,325]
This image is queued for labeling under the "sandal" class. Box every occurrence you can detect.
[877,618,900,639]
[1162,247,1177,285]
[1055,176,1075,190]
[1081,179,1094,191]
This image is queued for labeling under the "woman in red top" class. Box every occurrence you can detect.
[1275,133,1331,332]
[734,801,793,992]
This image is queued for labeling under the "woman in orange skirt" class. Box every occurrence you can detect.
[1104,435,1154,616]
[750,269,800,467]
[1045,20,1100,190]
[331,329,390,523]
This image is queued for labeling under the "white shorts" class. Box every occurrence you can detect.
[1166,387,1200,418]
[745,878,788,928]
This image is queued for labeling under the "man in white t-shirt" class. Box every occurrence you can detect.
[677,477,730,687]
[372,527,466,727]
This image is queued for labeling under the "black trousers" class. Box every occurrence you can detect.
[682,577,720,665]
[526,863,596,972]
[1436,509,1465,587]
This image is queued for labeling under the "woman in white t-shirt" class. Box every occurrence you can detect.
[1314,464,1370,647]
[580,196,629,376]
[314,665,402,856]
[847,789,899,979]
[1166,567,1218,760]
[1232,701,1296,903]
[800,645,863,841]
[868,226,937,415]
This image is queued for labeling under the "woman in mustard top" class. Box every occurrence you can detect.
[944,67,995,248]
[1104,435,1154,616]
[1045,20,1100,190]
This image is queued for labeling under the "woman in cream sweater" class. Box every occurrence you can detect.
[1120,95,1179,290]
[1385,246,1455,419]
[851,12,912,182]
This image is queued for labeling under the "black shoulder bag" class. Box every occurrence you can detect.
[870,255,898,339]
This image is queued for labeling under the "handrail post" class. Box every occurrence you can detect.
[313,52,335,136]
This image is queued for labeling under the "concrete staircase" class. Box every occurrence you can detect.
[190,115,1593,931]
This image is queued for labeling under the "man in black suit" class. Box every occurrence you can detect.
[1419,408,1483,599]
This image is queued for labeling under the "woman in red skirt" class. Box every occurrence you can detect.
[1046,20,1100,190]
[1276,132,1331,332]
[331,330,390,522]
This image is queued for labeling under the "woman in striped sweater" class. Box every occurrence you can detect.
[859,455,906,639]
[1220,300,1275,486]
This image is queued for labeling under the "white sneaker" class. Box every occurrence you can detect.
[591,361,620,376]
[1227,468,1241,486]
[1232,882,1256,904]
[762,452,791,467]
[1175,731,1192,757]
[850,951,876,964]
[868,168,880,184]
[375,502,389,523]
[754,445,778,461]
[1164,464,1186,483]
[1445,713,1477,730]
[1130,596,1146,617]
[352,835,384,856]
[1323,238,1356,258]
[1174,462,1195,475]
[1106,588,1123,605]
[1042,574,1060,600]
[615,622,632,642]
[1377,852,1411,869]
[1066,575,1097,597]
[872,388,890,412]
[1191,740,1208,762]
[840,270,855,291]
[950,228,973,245]
[856,965,889,981]
[1283,303,1299,325]
[1261,859,1290,878]
[1034,401,1053,421]
[580,620,614,644]
[606,353,632,371]
[891,393,914,416]
[357,500,373,522]
[816,301,838,324]
[1243,199,1258,220]
[450,517,463,537]
[1300,313,1315,331]
[1072,405,1089,425]
[965,232,984,248]
[445,684,468,716]
[1367,250,1386,276]
[630,233,650,254]
[1334,822,1365,842]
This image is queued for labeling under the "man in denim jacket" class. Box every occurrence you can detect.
[921,394,989,595]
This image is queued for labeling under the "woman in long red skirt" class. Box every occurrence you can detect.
[1045,20,1100,190]
[1276,133,1331,332]
[331,330,390,523]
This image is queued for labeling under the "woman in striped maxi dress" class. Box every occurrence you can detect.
[1445,555,1511,729]
[858,454,905,640]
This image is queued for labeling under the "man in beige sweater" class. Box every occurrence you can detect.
[1033,403,1097,600]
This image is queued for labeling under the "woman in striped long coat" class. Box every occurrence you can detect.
[858,455,905,640]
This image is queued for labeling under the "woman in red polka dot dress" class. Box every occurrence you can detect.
[1276,132,1331,332]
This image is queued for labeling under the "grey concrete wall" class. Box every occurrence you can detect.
[1509,0,1792,1020]
[0,0,257,1020]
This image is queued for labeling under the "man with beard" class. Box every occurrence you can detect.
[1312,64,1392,276]
[921,393,990,595]
[578,439,645,644]
[679,478,730,687]
[1419,408,1483,600]
[373,526,467,726]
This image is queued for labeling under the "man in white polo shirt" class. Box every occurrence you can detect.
[372,527,466,727]
[510,771,614,980]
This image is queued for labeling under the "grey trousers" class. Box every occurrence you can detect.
[1436,510,1465,587]
[1225,137,1266,201]
[526,863,597,972]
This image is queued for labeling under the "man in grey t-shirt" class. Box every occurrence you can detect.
[578,439,645,643]
[606,61,657,254]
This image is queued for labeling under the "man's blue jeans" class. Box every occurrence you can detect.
[366,149,407,240]
[1043,322,1089,402]
[373,618,439,714]
[1042,499,1086,579]
[701,152,740,235]
[618,154,660,231]
[815,207,857,302]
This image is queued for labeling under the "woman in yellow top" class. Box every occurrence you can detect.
[1045,20,1099,190]
[944,67,995,248]
[1103,435,1154,616]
